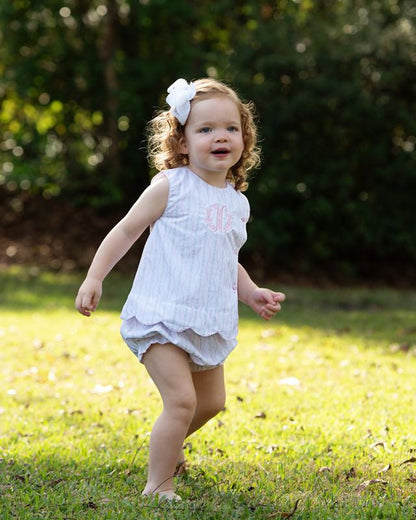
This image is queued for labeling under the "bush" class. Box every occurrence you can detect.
[1,0,415,280]
[228,1,416,278]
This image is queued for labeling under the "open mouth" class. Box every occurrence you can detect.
[212,149,229,155]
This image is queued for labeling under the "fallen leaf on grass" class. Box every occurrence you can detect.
[69,409,83,416]
[406,476,416,483]
[355,479,387,493]
[318,466,332,474]
[266,444,279,453]
[371,441,386,450]
[378,464,391,475]
[90,384,113,394]
[247,381,259,393]
[126,408,141,415]
[400,457,416,466]
[390,342,411,353]
[46,478,65,487]
[261,328,276,338]
[97,498,112,504]
[278,377,301,387]
[84,501,98,509]
[345,467,356,480]
[254,411,267,419]
[268,498,300,519]
[33,338,45,350]
[208,447,226,457]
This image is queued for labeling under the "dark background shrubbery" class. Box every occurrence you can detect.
[1,0,415,284]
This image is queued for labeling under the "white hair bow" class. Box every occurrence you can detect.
[166,78,196,125]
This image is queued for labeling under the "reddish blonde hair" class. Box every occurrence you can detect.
[147,78,261,191]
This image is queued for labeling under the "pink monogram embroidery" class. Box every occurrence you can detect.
[205,204,232,233]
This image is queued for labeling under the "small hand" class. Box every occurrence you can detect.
[248,288,286,321]
[75,277,102,316]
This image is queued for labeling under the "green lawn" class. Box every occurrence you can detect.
[1,267,416,519]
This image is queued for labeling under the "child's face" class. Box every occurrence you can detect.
[180,95,244,187]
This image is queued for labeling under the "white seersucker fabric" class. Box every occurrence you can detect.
[120,166,250,367]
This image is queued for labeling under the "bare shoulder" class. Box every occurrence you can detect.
[143,173,169,210]
[131,175,169,222]
[151,171,169,186]
[138,174,169,199]
[120,174,169,238]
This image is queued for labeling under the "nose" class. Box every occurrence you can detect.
[215,131,228,142]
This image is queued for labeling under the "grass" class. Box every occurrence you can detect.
[1,266,416,519]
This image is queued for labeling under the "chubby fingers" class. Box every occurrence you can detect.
[259,291,286,320]
[261,302,281,320]
[272,291,286,303]
[75,292,96,316]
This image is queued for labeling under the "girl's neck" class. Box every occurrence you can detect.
[186,166,228,189]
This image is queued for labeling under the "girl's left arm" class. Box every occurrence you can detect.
[237,263,285,320]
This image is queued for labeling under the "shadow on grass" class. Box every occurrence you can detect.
[0,266,131,312]
[2,266,416,351]
[241,283,416,350]
[2,449,413,519]
[0,450,290,520]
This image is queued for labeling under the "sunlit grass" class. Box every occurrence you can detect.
[1,267,416,519]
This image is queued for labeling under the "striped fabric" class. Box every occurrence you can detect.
[120,166,250,343]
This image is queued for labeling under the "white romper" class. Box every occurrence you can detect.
[120,166,250,370]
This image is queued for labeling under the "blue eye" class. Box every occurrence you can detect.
[228,126,239,132]
[199,127,211,133]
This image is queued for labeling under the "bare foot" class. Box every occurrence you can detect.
[142,490,182,501]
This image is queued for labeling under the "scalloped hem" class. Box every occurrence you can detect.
[120,317,237,370]
[120,310,237,340]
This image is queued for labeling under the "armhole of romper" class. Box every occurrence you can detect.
[151,170,167,185]
[241,191,250,221]
[150,170,171,220]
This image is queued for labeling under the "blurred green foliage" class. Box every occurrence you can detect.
[0,0,415,277]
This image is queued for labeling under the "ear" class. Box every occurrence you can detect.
[179,137,188,155]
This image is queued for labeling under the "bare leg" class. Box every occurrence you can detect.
[142,344,196,497]
[188,366,226,436]
[177,366,226,466]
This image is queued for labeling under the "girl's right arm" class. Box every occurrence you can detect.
[75,175,169,316]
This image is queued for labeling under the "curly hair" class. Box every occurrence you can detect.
[146,78,261,192]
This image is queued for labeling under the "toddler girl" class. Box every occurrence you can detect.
[76,77,285,501]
